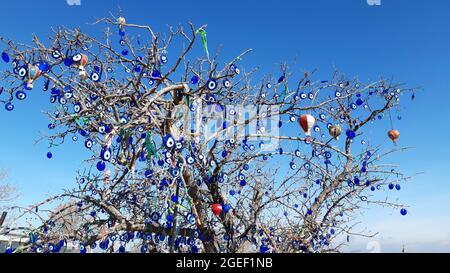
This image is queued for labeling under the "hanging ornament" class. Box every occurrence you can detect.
[388,129,400,143]
[117,16,126,29]
[328,125,342,140]
[72,53,88,78]
[26,64,41,90]
[298,114,316,136]
[211,203,223,216]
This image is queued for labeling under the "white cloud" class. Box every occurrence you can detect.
[67,0,81,6]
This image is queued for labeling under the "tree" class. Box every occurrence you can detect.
[0,14,415,253]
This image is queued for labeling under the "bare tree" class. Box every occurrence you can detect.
[0,14,415,253]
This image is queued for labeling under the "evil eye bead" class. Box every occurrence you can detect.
[300,92,307,99]
[150,212,161,222]
[59,96,67,105]
[5,102,14,111]
[335,91,342,98]
[186,213,196,225]
[290,162,297,170]
[163,134,175,148]
[308,92,314,100]
[64,92,73,99]
[72,54,83,63]
[84,139,94,149]
[313,125,320,132]
[303,162,311,169]
[50,96,57,103]
[319,113,326,120]
[295,149,301,157]
[15,91,26,100]
[175,142,183,150]
[74,103,81,113]
[90,72,101,82]
[234,67,240,74]
[18,66,28,78]
[120,117,128,124]
[223,79,231,88]
[207,79,217,90]
[191,75,199,85]
[160,55,168,64]
[52,49,62,59]
[289,116,296,122]
[350,103,357,110]
[1,52,9,63]
[266,83,272,89]
[98,125,106,134]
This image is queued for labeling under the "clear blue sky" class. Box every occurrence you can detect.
[0,0,449,252]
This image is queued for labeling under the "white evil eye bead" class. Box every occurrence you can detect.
[64,92,73,99]
[52,49,62,59]
[98,125,106,134]
[91,72,100,82]
[300,92,307,99]
[73,103,81,113]
[308,92,314,100]
[160,55,168,64]
[120,117,128,124]
[163,134,175,148]
[335,91,341,97]
[351,103,357,110]
[290,162,297,170]
[295,149,301,157]
[207,79,217,90]
[15,91,26,100]
[186,155,195,165]
[18,66,28,78]
[59,96,67,105]
[289,115,296,122]
[319,113,326,120]
[303,162,311,169]
[176,142,183,150]
[313,125,320,132]
[84,139,93,149]
[266,83,272,89]
[100,147,112,161]
[223,79,231,88]
[72,54,82,63]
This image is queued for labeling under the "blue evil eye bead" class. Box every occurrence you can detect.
[191,75,199,84]
[100,146,112,161]
[51,49,62,59]
[289,115,296,122]
[303,162,311,169]
[72,53,83,63]
[186,155,195,165]
[96,161,106,171]
[395,184,401,190]
[84,139,93,149]
[160,55,168,64]
[170,168,180,177]
[278,75,285,83]
[18,66,28,78]
[106,67,113,73]
[223,79,231,88]
[64,57,73,67]
[313,125,320,132]
[152,70,162,79]
[1,52,9,63]
[12,59,19,70]
[388,183,394,190]
[324,151,332,159]
[206,79,217,90]
[205,94,216,104]
[319,113,326,120]
[109,233,118,241]
[295,149,301,157]
[144,169,154,179]
[0,87,3,95]
[356,98,364,106]
[290,162,297,170]
[4,102,14,111]
[64,91,73,99]
[350,103,357,110]
[300,92,307,99]
[47,152,53,159]
[186,213,196,225]
[72,135,78,141]
[120,39,126,46]
[37,61,50,73]
[148,78,155,86]
[150,212,161,222]
[346,130,356,139]
[400,208,407,216]
[74,103,81,113]
[90,71,101,82]
[163,134,175,149]
[335,91,342,98]
[308,92,314,100]
[15,91,26,100]
[50,96,57,103]
[122,49,129,56]
[266,82,272,89]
